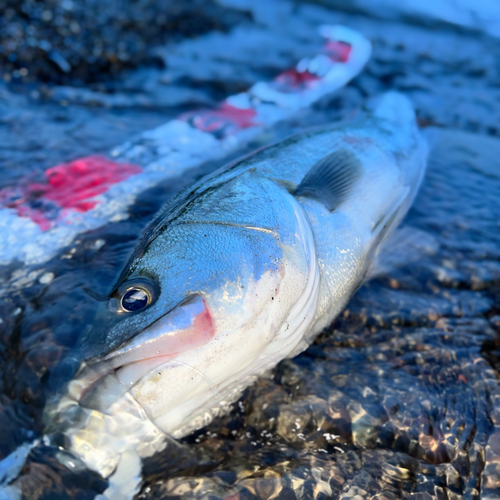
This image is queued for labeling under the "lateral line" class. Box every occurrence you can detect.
[176,220,279,238]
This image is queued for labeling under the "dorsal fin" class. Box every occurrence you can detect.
[294,149,363,212]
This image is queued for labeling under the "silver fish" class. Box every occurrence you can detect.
[45,91,428,483]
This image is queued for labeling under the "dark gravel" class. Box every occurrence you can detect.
[0,0,249,85]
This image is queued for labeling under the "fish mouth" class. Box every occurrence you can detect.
[68,295,215,412]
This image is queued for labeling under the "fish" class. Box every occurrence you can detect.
[44,91,428,488]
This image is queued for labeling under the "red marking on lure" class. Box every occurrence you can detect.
[272,68,320,93]
[325,40,352,63]
[182,102,258,139]
[0,156,142,230]
[35,156,142,210]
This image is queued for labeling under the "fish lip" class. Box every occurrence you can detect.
[73,295,214,406]
[73,352,174,410]
[71,308,179,405]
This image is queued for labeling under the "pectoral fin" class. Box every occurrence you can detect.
[294,149,362,211]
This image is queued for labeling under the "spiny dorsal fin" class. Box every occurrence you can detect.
[294,149,363,212]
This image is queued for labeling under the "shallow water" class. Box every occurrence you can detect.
[1,1,500,499]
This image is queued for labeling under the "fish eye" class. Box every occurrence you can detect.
[115,277,157,313]
[121,287,151,312]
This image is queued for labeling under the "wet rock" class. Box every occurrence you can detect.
[12,445,107,500]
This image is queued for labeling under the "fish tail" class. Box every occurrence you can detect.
[365,91,417,132]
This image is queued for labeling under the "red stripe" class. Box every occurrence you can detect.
[0,156,142,230]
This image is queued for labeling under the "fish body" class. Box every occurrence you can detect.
[45,92,428,478]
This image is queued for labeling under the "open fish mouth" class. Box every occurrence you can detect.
[66,295,215,412]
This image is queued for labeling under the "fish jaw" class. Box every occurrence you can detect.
[61,296,215,414]
[103,295,215,390]
[43,296,217,477]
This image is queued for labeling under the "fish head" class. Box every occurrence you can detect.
[53,173,316,455]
